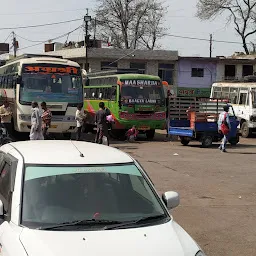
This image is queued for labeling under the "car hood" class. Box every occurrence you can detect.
[19,220,199,256]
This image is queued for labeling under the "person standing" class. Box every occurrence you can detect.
[0,101,13,137]
[30,101,44,140]
[41,102,52,140]
[94,102,109,146]
[218,105,231,153]
[75,104,86,141]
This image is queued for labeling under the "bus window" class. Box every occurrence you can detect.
[110,87,117,101]
[84,88,90,98]
[239,91,248,105]
[222,87,230,99]
[230,88,239,104]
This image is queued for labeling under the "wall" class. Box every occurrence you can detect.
[177,59,217,89]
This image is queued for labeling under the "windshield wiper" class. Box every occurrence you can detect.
[104,214,168,230]
[38,219,122,230]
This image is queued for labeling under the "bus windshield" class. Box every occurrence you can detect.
[20,64,83,104]
[121,79,164,104]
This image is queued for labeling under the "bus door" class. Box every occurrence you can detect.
[237,88,250,121]
[107,86,118,112]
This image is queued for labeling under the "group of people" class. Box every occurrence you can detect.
[30,101,52,140]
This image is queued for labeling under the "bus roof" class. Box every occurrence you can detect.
[3,55,80,68]
[212,82,256,88]
[89,73,161,80]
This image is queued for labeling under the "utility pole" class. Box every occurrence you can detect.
[84,9,91,72]
[12,31,17,58]
[210,34,213,58]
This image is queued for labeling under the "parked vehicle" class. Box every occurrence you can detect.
[169,97,239,147]
[0,54,83,139]
[211,80,256,138]
[0,141,205,256]
[83,70,166,139]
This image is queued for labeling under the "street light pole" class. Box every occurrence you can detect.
[84,9,91,72]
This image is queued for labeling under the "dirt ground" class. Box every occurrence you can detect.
[108,131,256,256]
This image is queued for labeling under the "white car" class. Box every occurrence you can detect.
[0,141,205,256]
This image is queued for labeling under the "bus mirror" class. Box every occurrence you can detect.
[82,69,87,79]
[16,76,22,84]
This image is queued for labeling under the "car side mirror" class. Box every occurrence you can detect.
[162,191,180,210]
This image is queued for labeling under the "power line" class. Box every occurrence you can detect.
[0,18,82,31]
[166,33,243,45]
[4,32,12,43]
[18,26,82,51]
[0,7,88,16]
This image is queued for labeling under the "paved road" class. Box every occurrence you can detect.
[110,133,256,256]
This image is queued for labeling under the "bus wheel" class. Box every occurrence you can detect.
[146,129,155,140]
[241,122,251,138]
[110,129,126,140]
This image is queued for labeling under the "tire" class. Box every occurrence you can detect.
[180,137,189,146]
[146,129,155,140]
[229,134,239,146]
[241,122,251,138]
[201,135,213,148]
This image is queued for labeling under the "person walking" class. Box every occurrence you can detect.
[0,101,13,137]
[218,105,231,153]
[75,104,86,141]
[30,101,44,140]
[94,102,110,146]
[41,102,52,140]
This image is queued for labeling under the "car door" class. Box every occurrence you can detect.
[0,153,22,256]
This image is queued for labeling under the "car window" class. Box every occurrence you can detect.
[0,162,11,202]
[22,164,166,229]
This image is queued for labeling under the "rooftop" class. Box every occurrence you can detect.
[46,48,179,61]
[4,141,133,165]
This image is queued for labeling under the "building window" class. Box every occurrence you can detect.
[101,61,117,71]
[158,64,174,84]
[242,65,253,77]
[225,65,236,80]
[130,62,146,74]
[191,68,204,77]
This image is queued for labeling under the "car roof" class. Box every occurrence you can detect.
[2,141,133,165]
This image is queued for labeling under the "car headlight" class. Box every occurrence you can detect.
[196,250,206,256]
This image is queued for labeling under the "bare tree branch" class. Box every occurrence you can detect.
[196,0,256,54]
[95,0,166,49]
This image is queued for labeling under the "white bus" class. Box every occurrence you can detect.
[0,54,83,139]
[211,81,256,137]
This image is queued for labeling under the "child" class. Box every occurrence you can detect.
[126,125,139,142]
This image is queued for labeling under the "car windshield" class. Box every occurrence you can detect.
[121,79,165,104]
[22,164,166,229]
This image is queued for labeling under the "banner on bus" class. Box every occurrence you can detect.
[121,79,161,87]
[22,64,80,75]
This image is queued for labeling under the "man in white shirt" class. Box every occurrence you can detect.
[75,104,86,141]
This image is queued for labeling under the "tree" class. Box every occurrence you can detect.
[95,0,166,49]
[196,0,256,54]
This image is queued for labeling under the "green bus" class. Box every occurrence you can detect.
[84,72,166,139]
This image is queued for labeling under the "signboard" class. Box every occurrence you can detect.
[22,64,80,75]
[121,80,161,87]
[177,87,211,98]
[0,43,9,54]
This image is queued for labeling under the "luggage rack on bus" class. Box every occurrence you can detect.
[87,69,144,77]
[6,54,63,64]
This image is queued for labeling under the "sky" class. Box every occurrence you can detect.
[0,0,250,58]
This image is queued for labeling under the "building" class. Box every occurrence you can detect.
[216,55,256,81]
[176,57,217,97]
[45,47,178,85]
